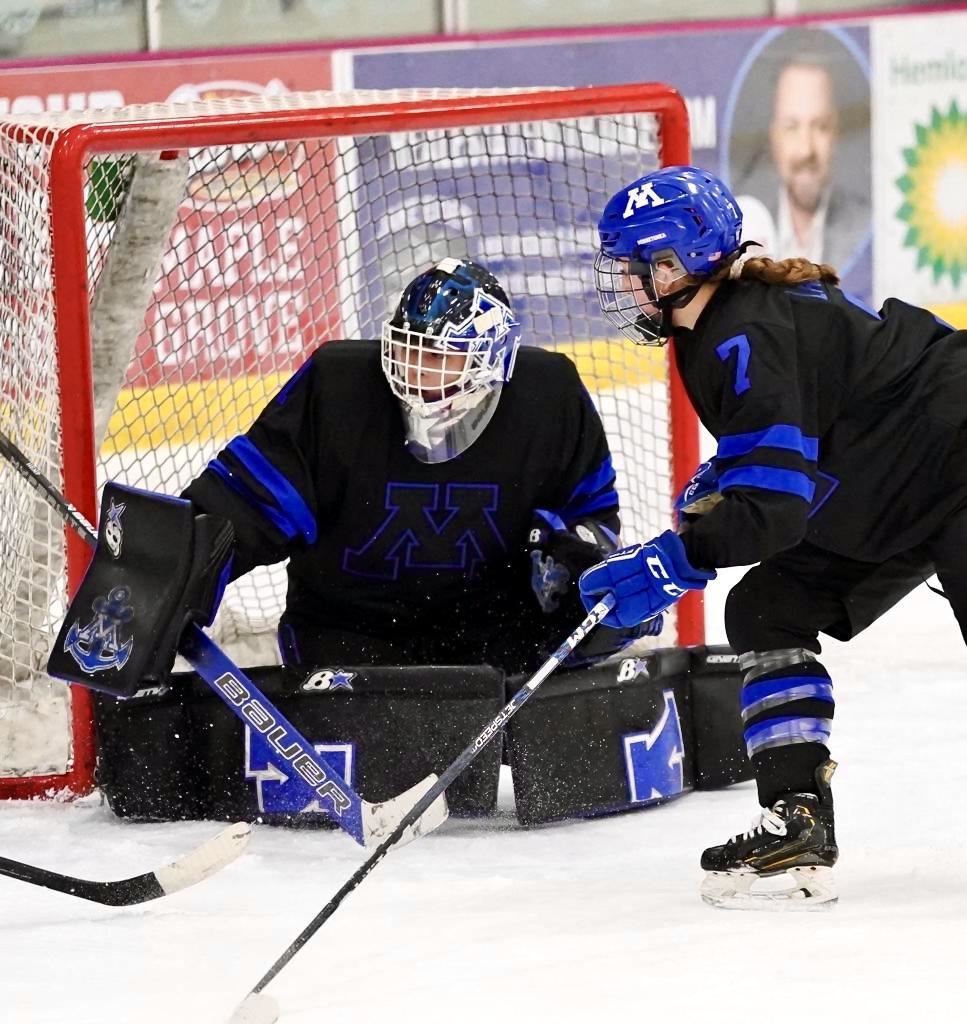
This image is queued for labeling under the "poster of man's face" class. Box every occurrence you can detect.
[726,27,872,297]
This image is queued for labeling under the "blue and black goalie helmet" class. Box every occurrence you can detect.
[381,257,521,413]
[595,165,743,345]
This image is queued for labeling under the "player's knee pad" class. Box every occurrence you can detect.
[738,647,819,681]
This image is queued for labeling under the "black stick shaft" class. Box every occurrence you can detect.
[0,854,165,905]
[0,429,96,543]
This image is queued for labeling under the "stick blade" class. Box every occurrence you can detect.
[227,992,280,1024]
[154,822,251,896]
[362,773,448,849]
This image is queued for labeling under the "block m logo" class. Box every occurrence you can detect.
[342,482,505,580]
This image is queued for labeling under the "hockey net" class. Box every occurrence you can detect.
[0,83,697,798]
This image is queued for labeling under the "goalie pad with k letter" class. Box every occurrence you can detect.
[49,483,234,698]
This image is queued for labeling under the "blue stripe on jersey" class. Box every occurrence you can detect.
[209,437,317,543]
[208,460,299,540]
[226,437,317,543]
[563,488,620,520]
[741,676,834,723]
[719,465,816,502]
[786,281,827,301]
[744,715,833,757]
[566,455,616,504]
[717,425,819,462]
[560,455,618,520]
[533,508,568,533]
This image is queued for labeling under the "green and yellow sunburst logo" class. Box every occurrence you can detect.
[896,101,966,287]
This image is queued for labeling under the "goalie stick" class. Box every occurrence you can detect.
[0,428,448,850]
[227,592,615,1024]
[0,821,250,906]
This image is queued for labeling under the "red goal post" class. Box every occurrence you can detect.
[0,82,700,800]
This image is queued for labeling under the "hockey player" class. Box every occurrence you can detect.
[182,257,649,677]
[578,165,967,909]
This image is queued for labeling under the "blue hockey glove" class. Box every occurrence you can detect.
[673,461,722,525]
[578,530,716,629]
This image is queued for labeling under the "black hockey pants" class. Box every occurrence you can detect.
[723,504,967,804]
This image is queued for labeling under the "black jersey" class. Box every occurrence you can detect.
[184,340,617,638]
[672,279,967,568]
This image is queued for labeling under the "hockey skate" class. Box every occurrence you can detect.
[700,760,838,911]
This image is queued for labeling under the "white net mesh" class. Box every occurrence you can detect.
[0,87,680,790]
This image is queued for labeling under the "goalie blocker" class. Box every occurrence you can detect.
[48,482,234,697]
[94,647,750,825]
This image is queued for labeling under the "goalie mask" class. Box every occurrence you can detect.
[595,166,743,345]
[381,258,521,463]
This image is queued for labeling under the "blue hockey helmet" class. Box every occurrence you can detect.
[381,258,521,463]
[595,166,743,345]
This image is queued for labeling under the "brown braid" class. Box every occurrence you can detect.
[711,249,840,286]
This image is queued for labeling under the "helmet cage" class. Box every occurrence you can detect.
[594,247,693,346]
[380,287,520,415]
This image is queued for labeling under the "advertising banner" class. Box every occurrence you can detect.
[0,51,339,399]
[0,49,334,114]
[351,22,873,302]
[872,11,967,324]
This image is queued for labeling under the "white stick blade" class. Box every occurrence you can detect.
[362,773,448,849]
[155,822,252,895]
[227,991,279,1024]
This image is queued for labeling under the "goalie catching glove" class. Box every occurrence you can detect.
[48,483,234,698]
[528,509,663,659]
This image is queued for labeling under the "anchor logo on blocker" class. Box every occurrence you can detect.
[64,585,134,674]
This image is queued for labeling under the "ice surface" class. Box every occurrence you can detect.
[0,578,963,1023]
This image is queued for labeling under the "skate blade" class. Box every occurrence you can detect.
[701,865,837,912]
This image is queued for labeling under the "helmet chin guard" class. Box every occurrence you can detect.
[400,385,503,465]
[381,258,520,461]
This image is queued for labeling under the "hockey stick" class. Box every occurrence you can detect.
[0,821,250,906]
[0,429,448,849]
[227,592,615,1024]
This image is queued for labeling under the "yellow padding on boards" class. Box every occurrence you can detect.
[100,339,667,454]
[932,302,967,330]
[101,373,290,455]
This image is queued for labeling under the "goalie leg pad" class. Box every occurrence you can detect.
[507,644,751,825]
[507,649,695,826]
[94,663,505,823]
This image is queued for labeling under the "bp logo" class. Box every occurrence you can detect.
[896,100,966,287]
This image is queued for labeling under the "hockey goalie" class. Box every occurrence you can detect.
[50,257,749,828]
